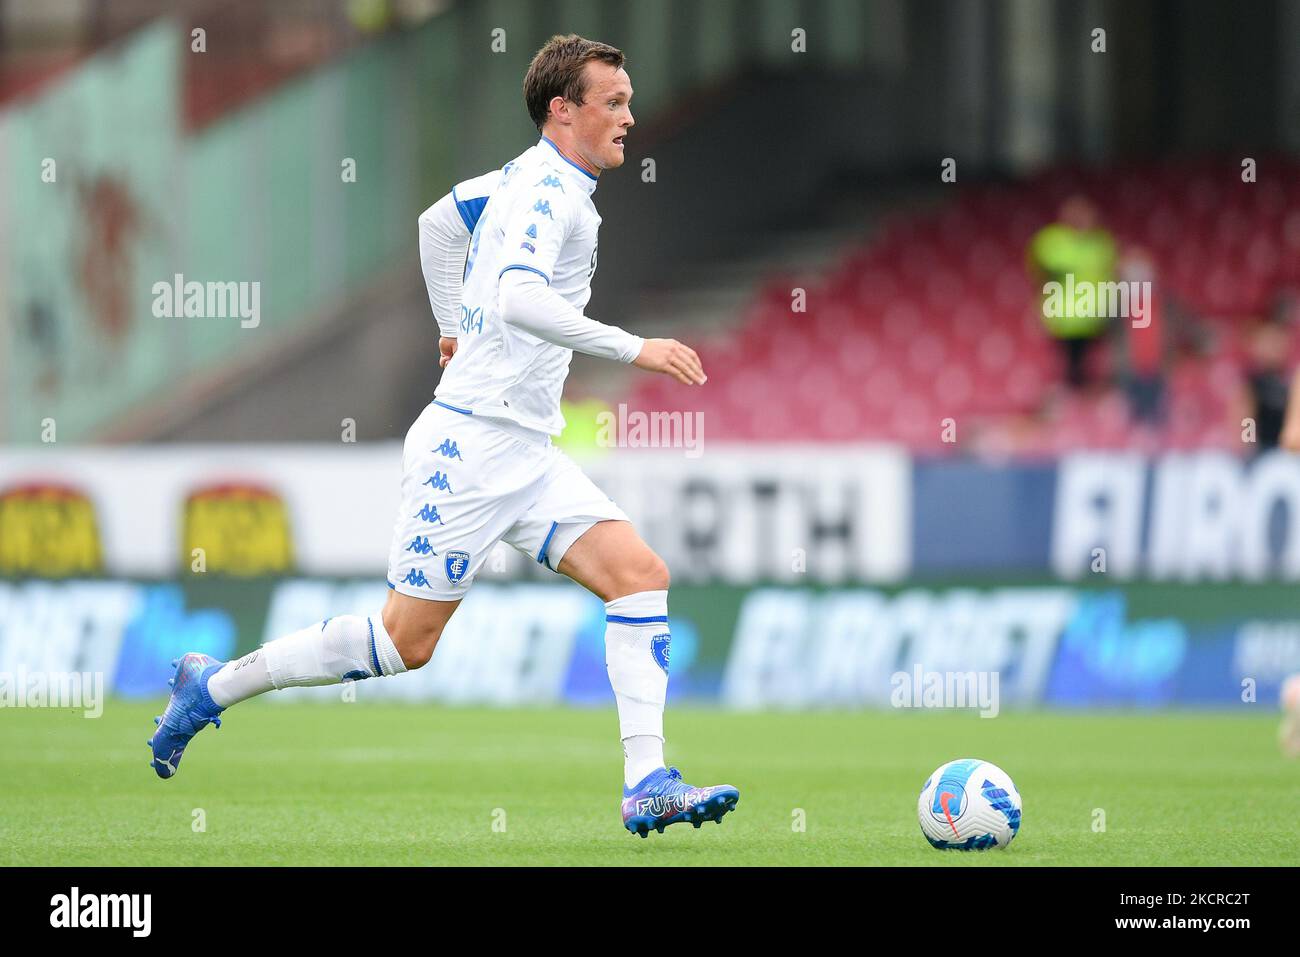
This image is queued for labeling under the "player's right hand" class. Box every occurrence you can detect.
[633,338,707,385]
[439,336,458,369]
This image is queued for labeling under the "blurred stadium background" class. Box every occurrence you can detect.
[3,0,1300,774]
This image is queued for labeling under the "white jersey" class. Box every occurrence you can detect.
[434,137,625,435]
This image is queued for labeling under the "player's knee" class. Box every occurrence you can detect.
[383,611,444,671]
[396,624,442,670]
[644,552,671,592]
[608,549,670,599]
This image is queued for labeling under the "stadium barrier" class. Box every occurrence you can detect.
[5,445,1300,581]
[5,444,1300,709]
[1,577,1296,710]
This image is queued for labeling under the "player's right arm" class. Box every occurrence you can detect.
[418,191,470,341]
[419,171,503,367]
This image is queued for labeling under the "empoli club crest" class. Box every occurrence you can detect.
[445,549,470,584]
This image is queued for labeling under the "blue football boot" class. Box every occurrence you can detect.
[621,766,740,837]
[148,653,225,779]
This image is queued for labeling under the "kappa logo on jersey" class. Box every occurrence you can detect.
[413,503,446,524]
[525,224,537,239]
[401,568,432,588]
[535,174,565,191]
[445,549,470,584]
[531,199,554,219]
[651,632,671,674]
[434,438,463,460]
[422,471,454,493]
[405,535,436,555]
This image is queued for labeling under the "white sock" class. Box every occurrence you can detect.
[206,613,407,708]
[204,648,270,708]
[604,589,670,788]
[623,735,665,790]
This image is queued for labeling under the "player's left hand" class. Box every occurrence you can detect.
[439,337,458,368]
[633,338,707,385]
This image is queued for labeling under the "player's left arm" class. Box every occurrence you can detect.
[495,186,705,383]
[500,270,705,384]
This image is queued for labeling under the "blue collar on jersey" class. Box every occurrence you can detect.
[539,135,600,184]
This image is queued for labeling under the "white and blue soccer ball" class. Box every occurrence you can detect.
[917,758,1022,850]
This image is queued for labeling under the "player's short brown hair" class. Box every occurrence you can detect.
[523,34,625,133]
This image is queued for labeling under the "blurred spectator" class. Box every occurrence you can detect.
[1027,196,1117,389]
[555,396,614,461]
[1116,245,1167,425]
[1242,316,1291,452]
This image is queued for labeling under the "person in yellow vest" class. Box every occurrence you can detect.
[554,396,614,461]
[1027,196,1117,389]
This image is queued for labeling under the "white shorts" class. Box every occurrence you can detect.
[386,400,629,600]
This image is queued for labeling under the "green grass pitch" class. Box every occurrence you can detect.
[2,701,1295,866]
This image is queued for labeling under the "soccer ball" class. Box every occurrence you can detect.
[918,758,1022,850]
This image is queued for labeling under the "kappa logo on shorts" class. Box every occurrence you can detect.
[422,471,454,493]
[434,439,464,460]
[401,568,432,588]
[651,633,671,674]
[406,535,436,556]
[414,503,446,524]
[445,550,470,584]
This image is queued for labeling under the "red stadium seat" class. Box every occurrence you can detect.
[618,159,1300,451]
